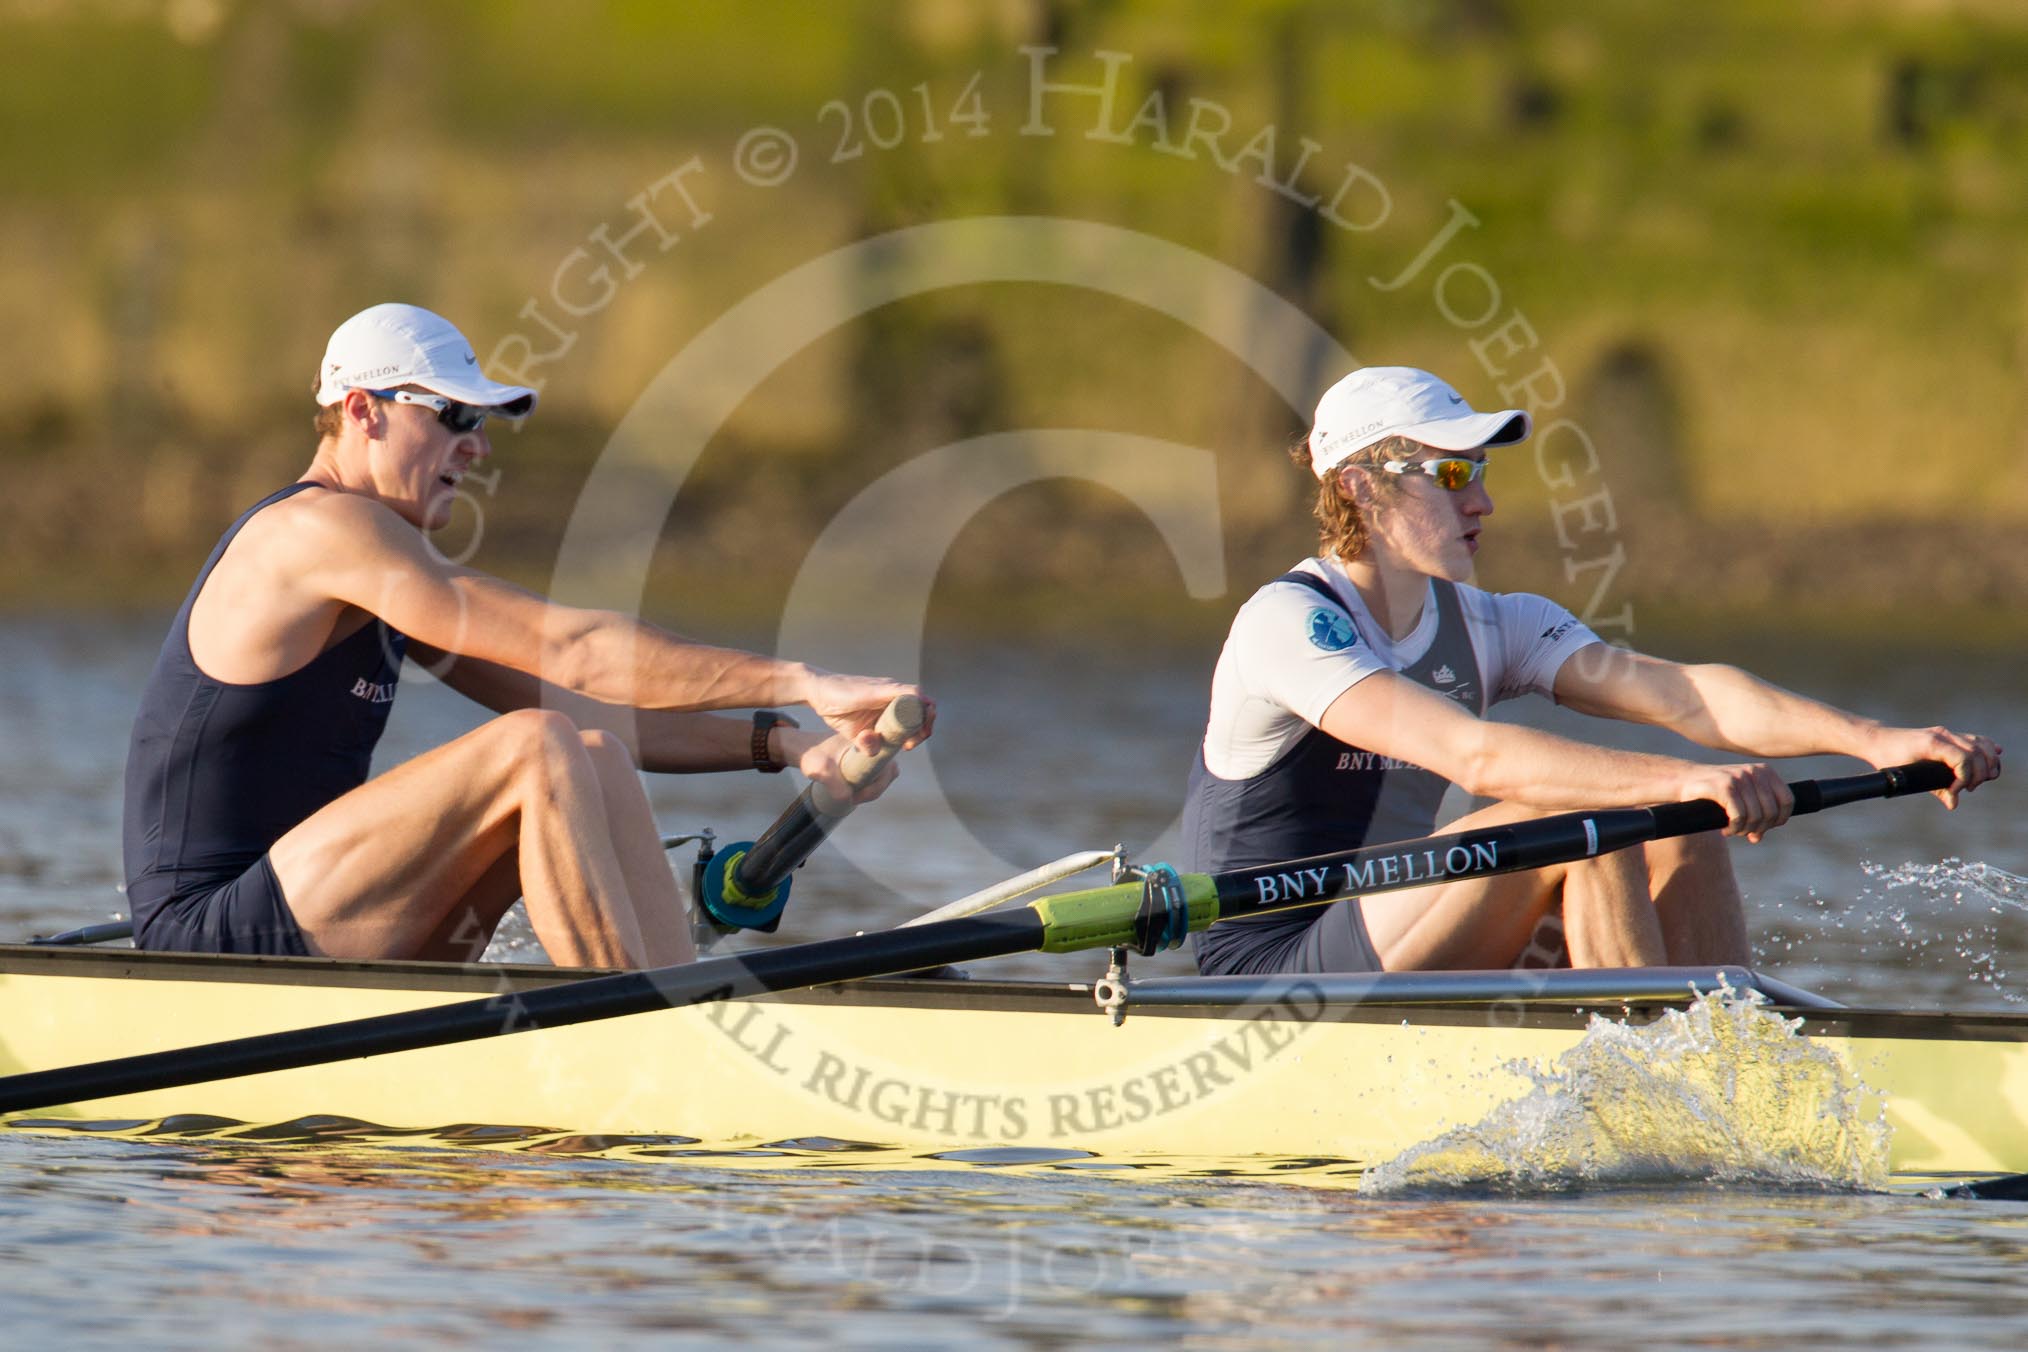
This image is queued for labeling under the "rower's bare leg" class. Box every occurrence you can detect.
[1645,833,1751,966]
[1363,854,1666,969]
[1361,800,1668,970]
[500,715,654,966]
[443,732,692,965]
[270,709,661,967]
[366,730,692,966]
[414,849,524,962]
[1559,842,1668,967]
[578,729,695,967]
[1362,867,1559,970]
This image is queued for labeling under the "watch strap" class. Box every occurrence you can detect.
[751,710,800,773]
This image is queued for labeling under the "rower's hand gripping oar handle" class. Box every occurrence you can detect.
[824,694,926,811]
[697,695,925,938]
[1643,758,1955,837]
[1026,760,1963,958]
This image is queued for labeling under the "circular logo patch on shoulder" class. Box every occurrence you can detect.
[1306,607,1356,651]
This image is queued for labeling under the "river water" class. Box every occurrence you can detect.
[2,613,2025,1347]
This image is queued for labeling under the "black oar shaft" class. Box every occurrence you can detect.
[0,761,1952,1116]
[0,911,1045,1115]
[1027,763,1956,956]
[1946,1171,2028,1201]
[1200,763,1951,924]
[732,788,836,892]
[1198,807,1679,921]
[29,921,136,947]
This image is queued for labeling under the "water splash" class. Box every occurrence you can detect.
[1362,986,1890,1197]
[1864,857,2028,915]
[1856,858,2023,1000]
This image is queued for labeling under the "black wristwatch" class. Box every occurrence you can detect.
[751,710,800,773]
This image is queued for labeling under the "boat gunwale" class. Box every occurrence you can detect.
[5,943,2028,1044]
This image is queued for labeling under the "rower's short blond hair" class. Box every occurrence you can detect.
[1294,433,1416,562]
[312,369,344,440]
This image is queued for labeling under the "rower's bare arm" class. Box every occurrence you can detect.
[408,641,881,780]
[1552,645,2001,807]
[1550,646,1868,755]
[1317,671,1793,838]
[404,643,750,771]
[293,494,933,743]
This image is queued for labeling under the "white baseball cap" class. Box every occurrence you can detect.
[315,303,537,415]
[1307,366,1528,477]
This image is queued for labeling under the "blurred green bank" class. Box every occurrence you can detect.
[2,0,2024,641]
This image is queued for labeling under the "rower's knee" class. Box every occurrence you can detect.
[489,708,592,794]
[1574,836,1649,889]
[1648,830,1729,880]
[578,727,641,774]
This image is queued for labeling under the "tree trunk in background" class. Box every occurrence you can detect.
[1574,340,1691,517]
[1226,7,1336,555]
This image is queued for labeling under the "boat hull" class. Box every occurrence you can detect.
[3,945,2024,1186]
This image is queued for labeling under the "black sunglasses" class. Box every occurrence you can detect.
[363,388,489,434]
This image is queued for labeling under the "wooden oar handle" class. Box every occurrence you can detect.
[697,694,929,938]
[832,694,925,795]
